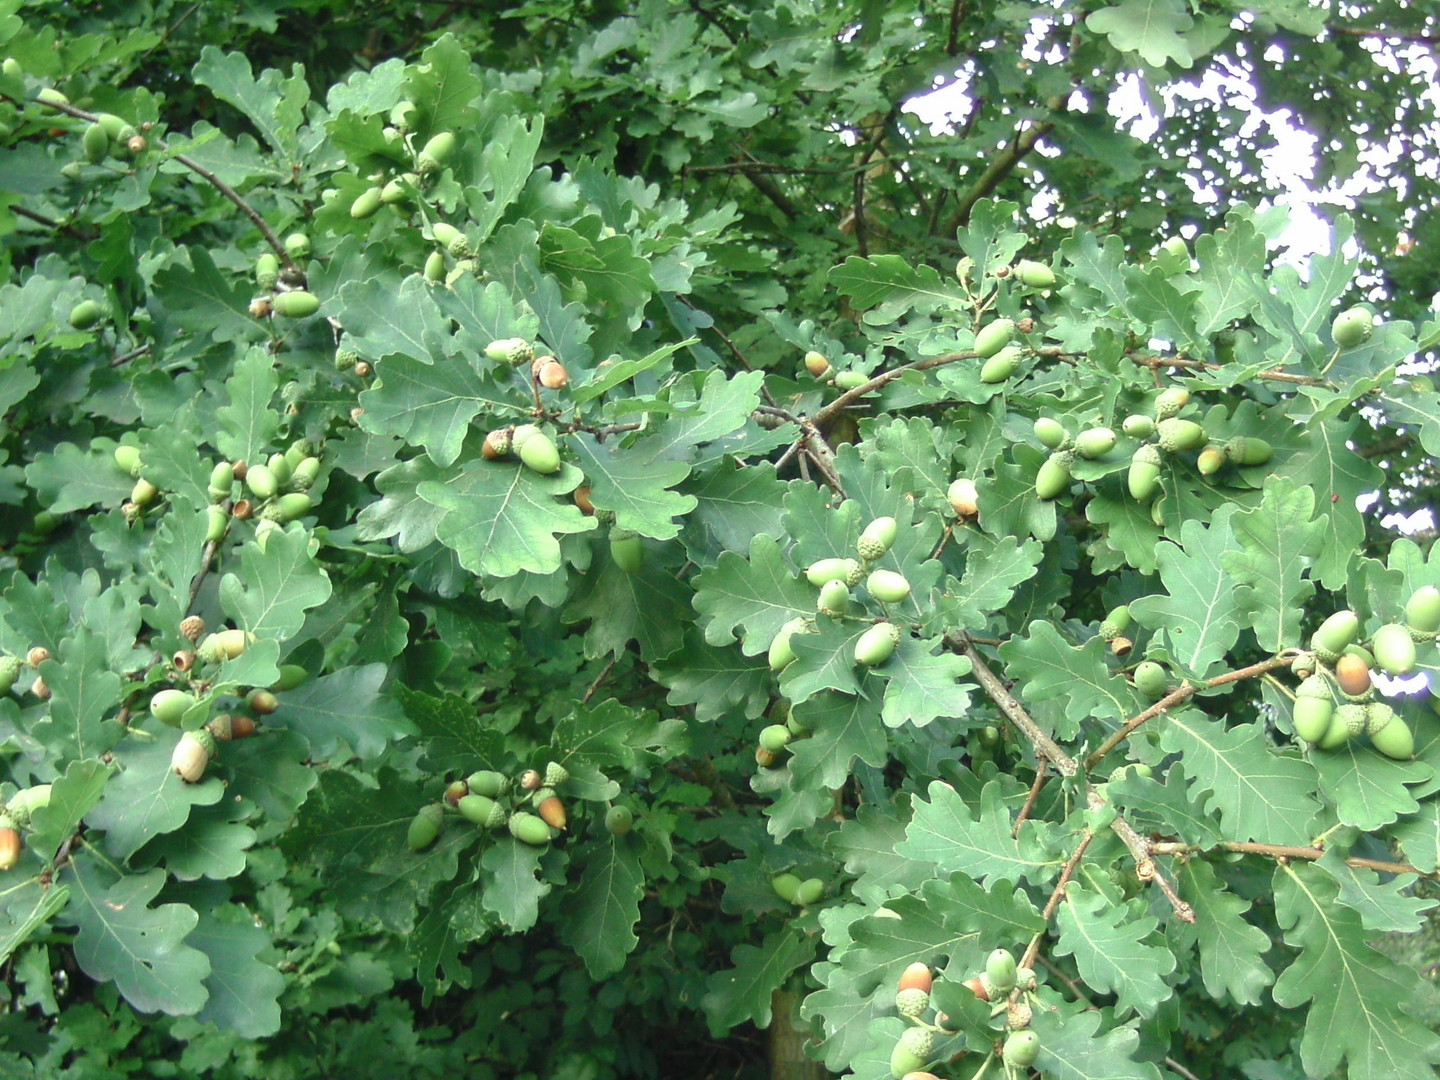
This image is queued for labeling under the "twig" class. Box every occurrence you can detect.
[1149,839,1432,878]
[186,535,223,616]
[811,349,974,427]
[1013,760,1047,837]
[1327,24,1440,45]
[946,0,967,55]
[950,634,1077,775]
[110,345,151,368]
[582,656,619,704]
[22,94,296,269]
[740,164,799,220]
[1085,651,1298,769]
[1102,789,1195,922]
[676,296,778,407]
[1164,1057,1203,1080]
[1131,352,1326,387]
[1019,829,1094,971]
[942,116,1056,235]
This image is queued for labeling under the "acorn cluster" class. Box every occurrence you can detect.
[408,761,574,852]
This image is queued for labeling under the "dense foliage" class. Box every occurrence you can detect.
[3,2,1440,1078]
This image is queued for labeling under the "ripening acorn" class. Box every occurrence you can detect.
[1331,306,1373,349]
[866,569,911,605]
[979,345,1023,383]
[1122,414,1155,438]
[1334,652,1372,698]
[68,299,102,330]
[1405,585,1440,636]
[171,728,217,784]
[1003,1030,1041,1068]
[1075,427,1116,459]
[1154,386,1190,420]
[1014,259,1055,288]
[1157,417,1207,454]
[1034,417,1066,449]
[0,826,20,871]
[1034,451,1073,500]
[833,370,868,391]
[1128,444,1162,501]
[1373,622,1418,675]
[1293,676,1335,744]
[897,961,933,995]
[536,795,567,830]
[273,290,320,318]
[609,529,644,573]
[854,621,901,667]
[973,318,1015,359]
[536,358,570,389]
[804,350,832,378]
[1197,445,1227,476]
[986,948,1017,992]
[1133,660,1168,699]
[466,770,510,798]
[605,805,634,835]
[948,477,978,519]
[512,424,561,474]
[888,1027,934,1080]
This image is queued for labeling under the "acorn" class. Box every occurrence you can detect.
[1128,444,1162,501]
[1154,386,1190,420]
[171,728,217,783]
[947,478,979,519]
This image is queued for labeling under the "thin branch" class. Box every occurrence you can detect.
[1327,24,1440,45]
[852,163,869,258]
[1149,839,1432,878]
[951,634,1078,775]
[581,656,619,704]
[811,348,974,427]
[1085,651,1298,769]
[1013,760,1047,837]
[941,116,1056,235]
[1165,1057,1203,1080]
[186,534,224,616]
[110,345,151,368]
[946,0,967,55]
[1131,352,1327,387]
[1101,788,1195,922]
[1019,829,1094,971]
[740,163,799,220]
[22,94,296,269]
[676,296,778,407]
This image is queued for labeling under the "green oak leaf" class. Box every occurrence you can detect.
[1053,884,1176,1018]
[218,525,333,641]
[559,837,645,978]
[188,905,285,1038]
[702,929,817,1035]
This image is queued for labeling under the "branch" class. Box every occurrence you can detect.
[946,0,967,55]
[950,634,1078,775]
[1100,788,1195,922]
[22,94,296,269]
[1019,828,1094,971]
[1085,651,1299,769]
[740,164,799,220]
[1327,24,1440,45]
[811,348,974,427]
[1131,352,1327,387]
[1150,839,1433,878]
[942,115,1055,235]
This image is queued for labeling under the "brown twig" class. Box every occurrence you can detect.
[1019,829,1094,971]
[186,535,223,616]
[946,0,967,55]
[811,349,974,427]
[1164,1057,1203,1080]
[1327,24,1440,45]
[582,656,619,704]
[1149,839,1432,878]
[1013,759,1048,837]
[950,634,1078,775]
[941,116,1056,235]
[1131,352,1327,387]
[1101,789,1195,922]
[1085,651,1299,770]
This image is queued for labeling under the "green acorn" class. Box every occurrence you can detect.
[1033,417,1066,449]
[609,529,644,573]
[1318,707,1351,749]
[866,569,911,605]
[508,811,551,846]
[115,444,143,478]
[803,350,832,378]
[379,177,410,205]
[1014,259,1056,288]
[1016,966,1039,992]
[484,337,535,366]
[759,724,792,754]
[151,689,196,727]
[273,290,320,318]
[1133,660,1168,699]
[1331,306,1373,349]
[833,370,868,391]
[407,804,444,851]
[171,727,217,783]
[1406,585,1440,640]
[37,87,69,106]
[350,186,383,220]
[973,318,1015,358]
[1336,703,1369,737]
[771,872,801,903]
[1291,651,1316,678]
[1373,622,1417,675]
[794,878,824,905]
[208,461,234,497]
[1370,713,1414,759]
[1364,701,1397,737]
[0,655,22,695]
[888,1027,934,1080]
[1075,427,1116,459]
[1099,604,1132,641]
[854,622,901,667]
[979,345,1023,383]
[605,805,633,835]
[1034,450,1073,500]
[1128,444,1162,501]
[769,616,812,672]
[289,456,321,490]
[424,251,445,283]
[82,122,109,163]
[1292,676,1334,744]
[245,463,278,501]
[1003,1030,1041,1068]
[264,493,312,523]
[1311,610,1359,662]
[1122,414,1155,438]
[1225,436,1273,466]
[1154,386,1191,420]
[512,424,561,475]
[858,516,898,561]
[466,770,511,798]
[543,762,569,787]
[1197,445,1227,476]
[806,558,861,587]
[457,793,501,827]
[68,300,102,330]
[986,948,1017,992]
[205,505,228,543]
[272,664,308,692]
[895,987,930,1018]
[1157,418,1207,454]
[817,579,850,616]
[431,222,473,259]
[284,233,311,259]
[418,131,457,174]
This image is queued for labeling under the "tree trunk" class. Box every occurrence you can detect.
[768,987,828,1080]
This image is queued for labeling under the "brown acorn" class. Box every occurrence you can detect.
[247,689,279,715]
[26,646,49,669]
[1335,653,1372,698]
[232,499,253,520]
[482,428,513,460]
[180,615,206,643]
[755,746,778,768]
[172,650,196,672]
[536,358,570,389]
[536,795,567,830]
[0,827,21,871]
[574,486,596,514]
[519,768,543,791]
[354,361,372,379]
[444,780,470,807]
[231,460,249,481]
[964,975,990,1002]
[229,715,256,740]
[31,676,50,701]
[1110,635,1134,658]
